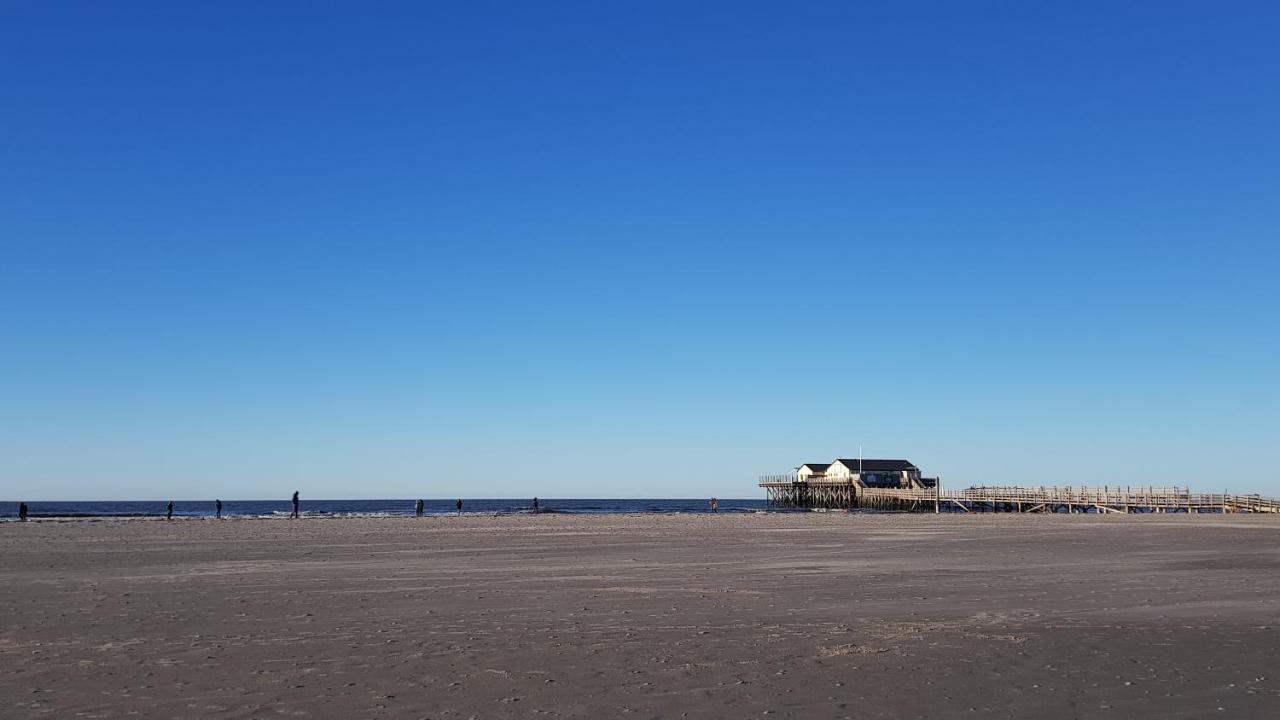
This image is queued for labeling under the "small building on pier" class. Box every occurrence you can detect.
[825,459,923,488]
[796,463,831,481]
[761,457,936,509]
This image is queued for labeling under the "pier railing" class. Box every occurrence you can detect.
[857,485,1280,514]
[761,479,1280,514]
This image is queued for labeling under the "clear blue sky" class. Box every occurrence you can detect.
[2,2,1277,500]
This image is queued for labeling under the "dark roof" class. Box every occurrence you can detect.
[833,459,918,472]
[799,463,831,471]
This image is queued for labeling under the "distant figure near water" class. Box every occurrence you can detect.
[415,499,424,517]
[533,497,539,513]
[456,498,462,515]
[166,500,174,520]
[291,491,300,519]
[215,499,222,519]
[18,502,28,521]
[710,497,718,513]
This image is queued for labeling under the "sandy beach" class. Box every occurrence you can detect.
[3,513,1279,718]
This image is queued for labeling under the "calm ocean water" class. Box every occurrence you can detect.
[1,498,769,519]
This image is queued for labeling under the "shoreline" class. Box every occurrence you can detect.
[5,507,1278,522]
[1,509,773,522]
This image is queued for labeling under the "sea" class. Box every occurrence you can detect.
[1,498,770,520]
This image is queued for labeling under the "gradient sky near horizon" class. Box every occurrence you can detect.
[2,2,1277,500]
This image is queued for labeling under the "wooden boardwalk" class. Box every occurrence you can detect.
[760,479,1280,514]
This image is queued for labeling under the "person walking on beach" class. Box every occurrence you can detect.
[215,499,222,519]
[18,502,28,522]
[456,498,462,515]
[166,500,174,520]
[291,491,300,519]
[710,497,718,513]
[415,499,424,517]
[533,497,539,513]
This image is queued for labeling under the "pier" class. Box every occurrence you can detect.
[759,477,1280,514]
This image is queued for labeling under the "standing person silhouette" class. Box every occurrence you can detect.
[291,491,300,519]
[215,499,222,519]
[533,497,539,513]
[710,497,718,513]
[166,500,174,521]
[415,499,424,517]
[455,498,462,515]
[18,502,28,521]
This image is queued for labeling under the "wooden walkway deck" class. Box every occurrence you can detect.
[760,480,1280,514]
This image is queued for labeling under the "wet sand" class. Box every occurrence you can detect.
[2,513,1279,718]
